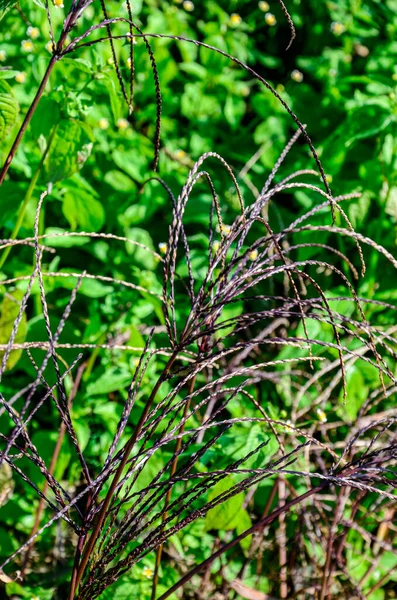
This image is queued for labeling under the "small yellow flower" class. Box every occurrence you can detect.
[325,174,333,184]
[143,567,153,579]
[21,39,34,52]
[15,71,27,83]
[258,1,269,11]
[265,12,276,26]
[249,249,258,261]
[0,50,6,61]
[212,241,221,253]
[316,408,327,423]
[117,118,129,129]
[27,26,40,39]
[127,56,132,68]
[241,85,250,97]
[283,419,293,433]
[175,149,186,160]
[392,73,397,82]
[98,118,109,130]
[331,21,345,36]
[230,13,242,27]
[46,41,54,53]
[183,0,194,11]
[107,57,114,65]
[53,0,64,7]
[158,242,168,255]
[216,223,231,236]
[174,0,183,3]
[291,69,303,83]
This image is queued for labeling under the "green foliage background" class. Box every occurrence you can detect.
[0,0,397,598]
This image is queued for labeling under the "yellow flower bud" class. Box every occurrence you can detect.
[230,13,242,27]
[98,118,109,130]
[15,71,27,83]
[291,69,303,82]
[117,118,129,129]
[175,149,186,160]
[265,13,276,26]
[21,39,34,52]
[143,567,153,579]
[27,26,40,39]
[331,21,345,36]
[258,1,269,11]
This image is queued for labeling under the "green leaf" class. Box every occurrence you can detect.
[44,120,93,182]
[0,290,27,371]
[204,476,244,531]
[44,227,90,248]
[30,97,60,141]
[62,187,105,232]
[53,272,113,298]
[125,228,156,269]
[0,79,19,141]
[224,95,245,128]
[86,369,132,396]
[236,508,253,554]
[0,69,19,80]
[339,366,368,420]
[345,104,394,148]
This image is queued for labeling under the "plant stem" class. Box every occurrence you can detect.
[151,374,196,600]
[21,361,86,577]
[0,122,58,271]
[0,54,58,187]
[69,350,179,599]
[157,485,325,600]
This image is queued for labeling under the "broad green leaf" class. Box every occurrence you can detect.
[86,369,132,396]
[44,119,93,182]
[44,227,90,248]
[0,290,27,371]
[204,476,244,531]
[62,188,105,232]
[30,97,60,141]
[0,79,19,141]
[0,69,19,80]
[53,271,113,297]
[339,365,369,420]
[345,104,394,147]
[126,227,156,269]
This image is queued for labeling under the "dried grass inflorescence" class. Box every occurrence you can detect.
[0,2,396,600]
